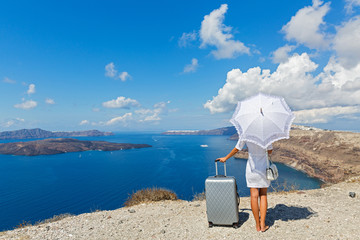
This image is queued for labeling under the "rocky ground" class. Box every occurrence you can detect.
[1,177,359,240]
[235,126,360,183]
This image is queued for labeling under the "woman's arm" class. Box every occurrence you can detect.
[216,147,239,162]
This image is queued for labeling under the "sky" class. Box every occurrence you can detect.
[1,0,360,132]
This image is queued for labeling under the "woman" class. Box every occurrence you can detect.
[216,139,272,232]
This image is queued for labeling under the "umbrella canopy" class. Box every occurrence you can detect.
[230,93,295,149]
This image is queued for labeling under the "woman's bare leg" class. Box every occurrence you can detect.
[259,188,269,232]
[250,188,261,231]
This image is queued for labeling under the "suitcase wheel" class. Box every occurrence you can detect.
[208,222,213,228]
[232,222,240,229]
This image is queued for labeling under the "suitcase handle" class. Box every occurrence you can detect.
[214,159,226,177]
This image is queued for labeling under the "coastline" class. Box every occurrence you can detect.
[1,176,359,239]
[234,127,360,184]
[1,127,359,238]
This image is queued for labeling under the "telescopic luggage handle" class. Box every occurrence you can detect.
[214,159,227,177]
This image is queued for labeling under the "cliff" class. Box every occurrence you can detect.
[1,177,359,239]
[0,138,151,156]
[234,126,360,183]
[0,128,113,140]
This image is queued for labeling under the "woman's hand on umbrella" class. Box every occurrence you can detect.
[216,157,227,163]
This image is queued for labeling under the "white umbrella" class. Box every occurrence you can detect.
[230,92,295,149]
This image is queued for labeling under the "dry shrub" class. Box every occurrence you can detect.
[124,187,177,207]
[38,213,74,224]
[192,192,206,201]
[270,180,299,193]
[14,213,74,230]
[346,176,360,183]
[15,221,33,229]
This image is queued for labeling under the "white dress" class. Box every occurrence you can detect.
[235,140,273,188]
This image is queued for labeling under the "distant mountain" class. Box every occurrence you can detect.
[0,138,151,156]
[0,128,114,140]
[162,126,236,136]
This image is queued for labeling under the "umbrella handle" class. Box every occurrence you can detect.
[214,160,226,177]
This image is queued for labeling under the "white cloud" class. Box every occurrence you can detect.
[342,78,360,91]
[294,106,360,123]
[119,71,131,81]
[45,98,55,104]
[91,101,173,126]
[271,45,297,63]
[204,52,360,123]
[1,118,25,128]
[79,120,90,125]
[199,4,250,59]
[136,101,171,122]
[178,31,197,47]
[143,114,161,122]
[102,96,140,109]
[204,53,318,113]
[3,77,16,84]
[27,84,36,95]
[14,100,37,110]
[153,101,170,109]
[202,1,360,124]
[183,58,199,73]
[345,0,360,14]
[105,62,131,81]
[135,109,153,115]
[333,16,360,68]
[104,113,133,125]
[319,56,360,89]
[105,62,117,78]
[282,0,330,49]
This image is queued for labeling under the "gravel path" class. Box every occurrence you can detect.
[1,177,359,240]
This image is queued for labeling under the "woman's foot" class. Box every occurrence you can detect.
[256,224,261,232]
[260,225,269,232]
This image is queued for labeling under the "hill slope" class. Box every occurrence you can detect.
[234,126,360,183]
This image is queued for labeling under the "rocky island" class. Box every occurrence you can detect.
[0,128,113,140]
[0,138,151,156]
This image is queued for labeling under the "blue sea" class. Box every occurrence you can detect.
[0,133,322,231]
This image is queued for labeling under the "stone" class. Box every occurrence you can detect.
[349,192,356,198]
[128,209,136,213]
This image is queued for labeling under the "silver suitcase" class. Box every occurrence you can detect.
[205,160,240,228]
